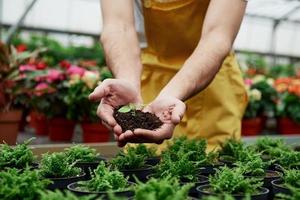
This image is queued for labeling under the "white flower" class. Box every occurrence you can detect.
[250,89,262,101]
[266,78,274,86]
[81,71,99,89]
[252,75,266,84]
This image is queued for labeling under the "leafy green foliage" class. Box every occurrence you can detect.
[127,144,157,158]
[165,137,218,165]
[155,150,198,182]
[253,137,290,155]
[0,168,50,200]
[39,190,96,200]
[134,177,193,200]
[65,144,100,163]
[209,167,263,195]
[236,154,267,177]
[219,138,244,159]
[39,152,81,178]
[80,161,128,192]
[277,92,300,123]
[110,148,146,170]
[276,186,300,200]
[276,150,300,170]
[0,138,36,169]
[202,194,251,200]
[281,169,300,187]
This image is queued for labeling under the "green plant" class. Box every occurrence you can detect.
[209,167,263,195]
[127,144,157,158]
[0,168,50,200]
[39,152,81,178]
[254,137,290,154]
[110,148,146,170]
[39,190,96,200]
[277,92,300,123]
[236,154,267,177]
[134,177,193,200]
[65,144,100,163]
[219,138,244,159]
[281,169,300,188]
[276,186,300,200]
[276,150,300,170]
[202,194,250,200]
[155,150,198,182]
[0,138,36,169]
[80,161,128,192]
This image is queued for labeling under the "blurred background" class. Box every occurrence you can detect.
[1,0,300,145]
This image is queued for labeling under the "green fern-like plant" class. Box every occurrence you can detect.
[209,167,263,195]
[39,152,81,178]
[128,144,157,158]
[134,177,193,200]
[0,138,36,169]
[276,150,300,170]
[39,190,96,200]
[202,194,251,200]
[253,137,290,155]
[281,169,300,188]
[0,168,50,200]
[236,153,268,177]
[80,161,128,192]
[276,186,300,200]
[110,148,146,170]
[219,138,244,160]
[65,144,100,163]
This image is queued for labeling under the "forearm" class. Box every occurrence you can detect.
[158,32,231,101]
[101,25,142,90]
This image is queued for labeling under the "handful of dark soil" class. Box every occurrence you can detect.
[113,109,163,132]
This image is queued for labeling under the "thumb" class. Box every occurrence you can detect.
[89,84,109,102]
[171,101,186,124]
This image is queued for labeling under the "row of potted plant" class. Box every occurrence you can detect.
[242,74,300,136]
[0,39,113,144]
[1,136,299,199]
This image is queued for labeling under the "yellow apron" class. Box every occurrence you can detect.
[140,0,248,152]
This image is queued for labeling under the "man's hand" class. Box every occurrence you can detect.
[89,79,142,142]
[117,96,186,146]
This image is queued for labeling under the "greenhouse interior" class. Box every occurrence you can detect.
[1,0,300,199]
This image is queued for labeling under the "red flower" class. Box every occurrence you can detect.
[67,65,86,77]
[19,64,36,72]
[36,61,47,70]
[59,60,71,69]
[46,69,64,83]
[16,44,27,52]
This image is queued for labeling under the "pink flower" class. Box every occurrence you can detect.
[19,64,36,72]
[244,79,253,86]
[67,65,85,77]
[34,82,55,96]
[46,69,64,83]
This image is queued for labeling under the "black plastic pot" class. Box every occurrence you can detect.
[271,179,292,196]
[46,171,86,190]
[196,185,269,200]
[198,162,224,175]
[67,181,134,199]
[120,164,153,182]
[180,175,209,197]
[219,156,235,168]
[75,157,107,179]
[145,156,161,166]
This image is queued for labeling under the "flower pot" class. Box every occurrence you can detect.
[196,184,269,200]
[29,111,48,136]
[67,181,134,199]
[277,117,300,135]
[242,117,264,136]
[180,175,209,198]
[219,156,235,168]
[48,118,75,141]
[0,110,22,145]
[81,122,110,143]
[271,179,291,197]
[46,171,86,190]
[120,165,154,182]
[75,157,107,180]
[145,156,161,166]
[198,162,224,175]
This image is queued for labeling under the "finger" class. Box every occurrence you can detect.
[113,125,122,136]
[97,103,116,127]
[89,81,110,101]
[101,120,113,131]
[118,141,127,147]
[171,101,186,124]
[114,133,118,140]
[134,123,174,143]
[133,129,159,142]
[118,130,134,142]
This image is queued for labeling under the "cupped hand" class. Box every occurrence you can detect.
[89,79,142,144]
[118,96,186,146]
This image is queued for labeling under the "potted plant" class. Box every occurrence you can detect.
[273,149,300,171]
[64,144,106,178]
[134,176,193,200]
[197,166,269,200]
[275,186,300,200]
[275,78,300,134]
[0,167,50,200]
[218,138,244,167]
[272,169,300,197]
[67,161,133,199]
[0,43,44,144]
[39,152,85,189]
[39,190,96,200]
[29,110,48,136]
[0,138,37,170]
[110,147,153,182]
[127,144,160,166]
[155,150,208,197]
